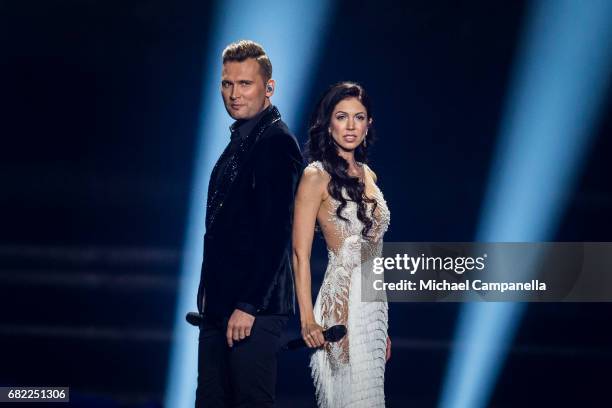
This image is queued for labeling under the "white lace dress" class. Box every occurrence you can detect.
[307,161,391,408]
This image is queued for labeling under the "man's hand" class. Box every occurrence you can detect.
[386,335,392,362]
[226,309,255,347]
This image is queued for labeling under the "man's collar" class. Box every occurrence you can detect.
[229,105,273,140]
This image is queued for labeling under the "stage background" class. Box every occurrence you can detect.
[1,1,611,406]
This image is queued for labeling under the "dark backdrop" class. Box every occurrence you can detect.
[1,1,611,407]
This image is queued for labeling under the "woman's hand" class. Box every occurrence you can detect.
[386,336,392,362]
[301,321,326,348]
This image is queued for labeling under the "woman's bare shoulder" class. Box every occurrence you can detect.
[301,162,330,198]
[363,163,378,183]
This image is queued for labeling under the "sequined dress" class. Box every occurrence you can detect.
[307,161,391,408]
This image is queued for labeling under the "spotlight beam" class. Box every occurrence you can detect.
[439,1,612,407]
[164,1,335,407]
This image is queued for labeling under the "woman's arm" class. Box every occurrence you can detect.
[292,166,327,348]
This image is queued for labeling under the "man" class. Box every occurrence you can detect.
[195,40,302,407]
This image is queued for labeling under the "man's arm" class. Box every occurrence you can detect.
[240,130,302,311]
[226,130,301,347]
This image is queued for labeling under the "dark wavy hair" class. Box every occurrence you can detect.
[305,81,377,238]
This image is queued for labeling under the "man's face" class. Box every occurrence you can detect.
[221,58,272,120]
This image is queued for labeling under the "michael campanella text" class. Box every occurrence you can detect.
[373,279,547,293]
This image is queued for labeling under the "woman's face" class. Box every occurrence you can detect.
[329,97,371,152]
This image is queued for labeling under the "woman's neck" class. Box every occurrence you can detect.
[338,150,360,176]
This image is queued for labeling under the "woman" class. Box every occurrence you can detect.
[292,82,391,408]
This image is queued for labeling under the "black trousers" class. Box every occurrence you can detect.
[195,315,288,408]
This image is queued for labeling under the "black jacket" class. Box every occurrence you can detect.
[197,106,303,320]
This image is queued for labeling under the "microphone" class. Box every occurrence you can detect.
[186,312,204,326]
[283,325,347,350]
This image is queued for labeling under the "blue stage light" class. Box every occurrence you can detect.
[439,1,612,407]
[164,1,334,407]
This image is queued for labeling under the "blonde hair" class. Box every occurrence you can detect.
[222,40,272,82]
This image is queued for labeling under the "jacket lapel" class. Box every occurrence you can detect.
[206,106,281,230]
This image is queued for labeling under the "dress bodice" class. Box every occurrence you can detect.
[306,160,390,256]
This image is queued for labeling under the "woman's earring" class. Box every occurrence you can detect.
[364,130,368,147]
